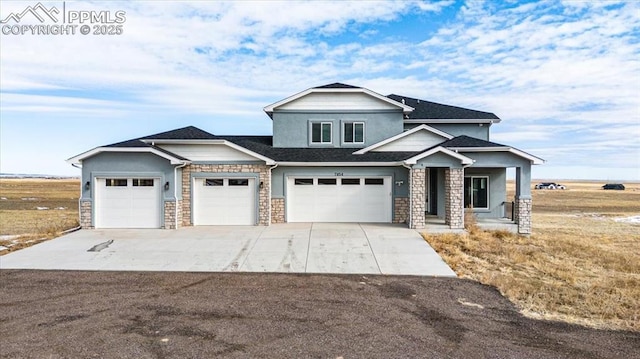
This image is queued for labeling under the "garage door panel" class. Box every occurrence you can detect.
[193,178,256,225]
[287,176,391,223]
[96,178,162,229]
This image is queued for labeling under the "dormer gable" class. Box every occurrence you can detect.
[353,124,453,154]
[264,83,414,118]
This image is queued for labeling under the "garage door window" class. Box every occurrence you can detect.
[318,178,337,185]
[364,178,384,185]
[132,179,154,187]
[229,179,249,186]
[341,178,360,185]
[105,179,127,187]
[294,178,313,185]
[205,179,224,186]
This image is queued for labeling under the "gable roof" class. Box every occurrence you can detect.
[263,83,414,117]
[387,94,500,121]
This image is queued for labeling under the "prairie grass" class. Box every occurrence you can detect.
[0,178,79,253]
[423,180,640,331]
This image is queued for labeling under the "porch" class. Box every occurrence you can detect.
[422,215,518,234]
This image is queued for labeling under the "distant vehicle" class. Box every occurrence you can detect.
[535,182,566,190]
[602,183,625,190]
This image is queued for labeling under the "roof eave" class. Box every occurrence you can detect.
[448,147,545,165]
[404,118,501,124]
[66,147,190,166]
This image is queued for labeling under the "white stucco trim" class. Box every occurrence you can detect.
[66,147,189,166]
[447,147,545,165]
[353,124,453,155]
[141,139,277,165]
[404,146,474,165]
[404,118,501,124]
[263,87,414,114]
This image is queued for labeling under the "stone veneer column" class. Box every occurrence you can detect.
[271,198,285,223]
[181,164,271,226]
[393,197,409,224]
[516,196,532,234]
[79,200,93,228]
[444,168,464,229]
[163,201,176,229]
[409,168,425,229]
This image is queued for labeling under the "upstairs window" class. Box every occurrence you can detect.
[311,122,332,144]
[464,176,489,209]
[344,122,364,144]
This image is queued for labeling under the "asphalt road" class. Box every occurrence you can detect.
[0,270,638,359]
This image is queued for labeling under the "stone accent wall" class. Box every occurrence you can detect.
[181,164,270,226]
[444,168,464,229]
[271,198,285,224]
[409,168,425,229]
[80,200,93,228]
[394,197,409,224]
[513,197,520,223]
[516,197,532,234]
[163,201,176,229]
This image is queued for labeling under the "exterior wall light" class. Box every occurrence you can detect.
[164,182,170,191]
[259,181,264,189]
[395,180,404,186]
[84,181,90,190]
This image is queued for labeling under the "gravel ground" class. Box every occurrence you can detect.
[0,270,638,359]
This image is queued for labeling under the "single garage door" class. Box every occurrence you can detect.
[286,176,392,222]
[193,178,256,225]
[95,178,162,228]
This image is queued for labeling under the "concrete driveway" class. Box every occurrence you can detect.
[0,223,455,276]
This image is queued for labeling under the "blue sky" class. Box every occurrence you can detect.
[1,0,638,180]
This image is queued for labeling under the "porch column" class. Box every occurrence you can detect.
[515,165,532,234]
[444,168,464,229]
[409,168,426,229]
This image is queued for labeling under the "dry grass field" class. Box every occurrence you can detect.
[0,178,79,253]
[424,181,640,332]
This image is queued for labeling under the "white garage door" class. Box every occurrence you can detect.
[95,178,162,228]
[193,178,256,225]
[287,176,392,222]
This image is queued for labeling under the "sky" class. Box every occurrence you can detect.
[0,0,638,180]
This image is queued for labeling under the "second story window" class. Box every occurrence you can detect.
[344,122,364,144]
[311,122,332,144]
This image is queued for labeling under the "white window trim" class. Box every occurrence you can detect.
[465,175,490,210]
[343,121,365,144]
[310,121,333,144]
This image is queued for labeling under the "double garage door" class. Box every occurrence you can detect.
[287,176,392,223]
[95,178,162,228]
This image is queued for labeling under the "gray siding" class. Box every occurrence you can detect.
[271,166,409,198]
[464,167,507,218]
[81,152,176,201]
[404,123,490,140]
[273,111,404,148]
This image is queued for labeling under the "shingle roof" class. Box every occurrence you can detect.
[439,135,506,148]
[143,126,216,140]
[387,94,499,120]
[104,137,190,161]
[218,136,418,162]
[314,83,360,89]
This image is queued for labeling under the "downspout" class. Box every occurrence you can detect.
[174,162,188,229]
[268,163,278,226]
[402,163,412,228]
